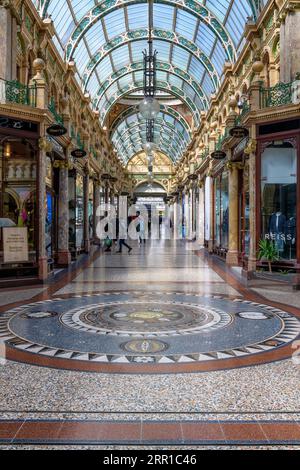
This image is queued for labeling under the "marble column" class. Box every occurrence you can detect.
[227,164,239,266]
[173,197,180,240]
[248,147,257,273]
[93,181,100,242]
[208,176,214,253]
[37,139,48,281]
[57,164,71,266]
[197,183,205,247]
[83,171,90,253]
[0,5,16,80]
[280,10,300,82]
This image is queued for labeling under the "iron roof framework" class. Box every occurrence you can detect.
[33,0,267,162]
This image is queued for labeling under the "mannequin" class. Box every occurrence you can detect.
[286,213,296,259]
[269,207,286,253]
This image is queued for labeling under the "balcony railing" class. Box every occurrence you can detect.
[77,133,84,150]
[48,97,64,125]
[260,81,293,108]
[0,78,36,106]
[215,128,229,150]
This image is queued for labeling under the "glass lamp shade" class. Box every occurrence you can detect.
[139,96,160,119]
[144,141,156,153]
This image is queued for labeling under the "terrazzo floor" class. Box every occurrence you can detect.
[0,240,299,448]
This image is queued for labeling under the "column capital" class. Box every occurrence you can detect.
[244,139,257,156]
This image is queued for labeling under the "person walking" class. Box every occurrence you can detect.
[136,211,146,244]
[116,217,132,254]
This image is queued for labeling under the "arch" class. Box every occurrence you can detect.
[93,61,209,111]
[117,138,182,164]
[82,28,220,93]
[118,136,182,162]
[114,128,187,155]
[114,127,187,161]
[134,180,168,193]
[60,1,237,63]
[262,49,271,88]
[112,120,189,151]
[100,80,200,126]
[110,105,192,136]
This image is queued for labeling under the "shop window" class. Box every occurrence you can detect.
[261,142,297,260]
[88,180,94,239]
[0,138,37,266]
[214,173,229,249]
[76,173,84,250]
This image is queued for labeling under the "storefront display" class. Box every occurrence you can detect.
[260,141,297,261]
[214,172,229,250]
[0,136,38,276]
[68,170,76,257]
[239,165,250,259]
[75,173,84,251]
[204,177,211,244]
[88,179,94,239]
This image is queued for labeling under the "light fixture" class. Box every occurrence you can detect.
[144,141,156,153]
[139,0,159,150]
[139,96,160,120]
[4,142,11,158]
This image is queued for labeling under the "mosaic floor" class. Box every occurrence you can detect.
[0,241,299,446]
[2,291,300,372]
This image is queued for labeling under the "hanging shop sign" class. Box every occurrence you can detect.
[3,227,29,264]
[71,148,87,158]
[211,150,226,160]
[46,123,67,137]
[229,126,249,139]
[0,116,38,133]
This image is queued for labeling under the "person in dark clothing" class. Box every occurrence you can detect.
[116,217,132,253]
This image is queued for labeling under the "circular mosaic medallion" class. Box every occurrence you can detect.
[60,300,232,336]
[121,339,169,354]
[1,292,300,374]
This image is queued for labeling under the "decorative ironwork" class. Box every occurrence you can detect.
[82,28,220,94]
[146,119,155,142]
[260,82,292,108]
[77,133,84,150]
[0,78,36,106]
[48,97,64,125]
[63,0,237,63]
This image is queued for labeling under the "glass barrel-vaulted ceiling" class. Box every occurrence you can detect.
[34,0,267,163]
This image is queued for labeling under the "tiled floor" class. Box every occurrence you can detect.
[0,240,299,447]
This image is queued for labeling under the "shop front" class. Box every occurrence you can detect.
[0,116,39,280]
[68,168,85,258]
[46,137,66,268]
[213,170,229,258]
[257,119,300,270]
